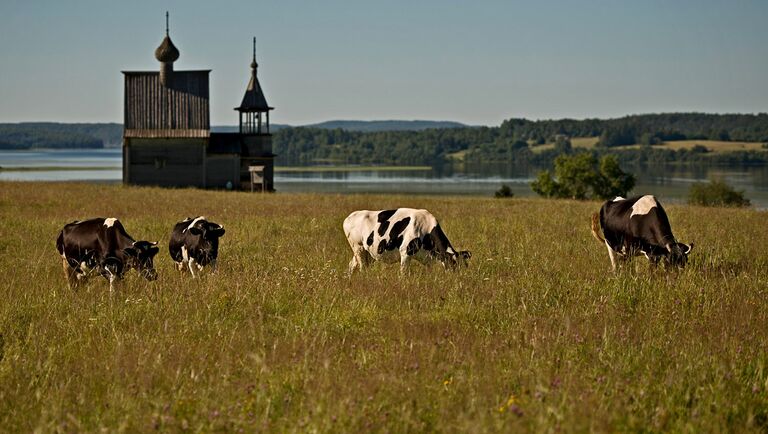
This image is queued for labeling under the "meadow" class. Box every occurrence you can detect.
[1,182,767,432]
[531,137,766,154]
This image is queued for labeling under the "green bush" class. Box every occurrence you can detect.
[531,153,635,200]
[688,179,750,207]
[494,184,514,198]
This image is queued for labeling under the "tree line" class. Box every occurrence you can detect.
[272,113,768,166]
[2,114,768,166]
[0,123,122,150]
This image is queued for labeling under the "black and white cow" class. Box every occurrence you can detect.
[591,195,693,270]
[168,217,225,277]
[343,208,470,273]
[56,218,159,291]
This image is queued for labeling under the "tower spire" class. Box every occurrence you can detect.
[165,11,169,36]
[251,36,258,70]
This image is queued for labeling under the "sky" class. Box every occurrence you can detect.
[0,0,766,126]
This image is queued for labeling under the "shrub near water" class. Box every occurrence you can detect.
[688,179,751,207]
[531,153,635,200]
[0,182,767,432]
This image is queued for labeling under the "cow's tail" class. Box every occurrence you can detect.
[56,230,65,255]
[590,212,605,244]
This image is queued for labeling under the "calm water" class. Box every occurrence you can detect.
[2,149,767,208]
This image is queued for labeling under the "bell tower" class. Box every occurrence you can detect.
[236,37,274,135]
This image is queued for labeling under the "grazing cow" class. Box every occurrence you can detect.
[56,218,159,291]
[343,208,471,273]
[591,195,693,270]
[168,217,225,277]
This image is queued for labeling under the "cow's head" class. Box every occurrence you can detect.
[188,220,225,261]
[123,240,160,280]
[666,242,694,268]
[456,250,472,267]
[444,249,472,268]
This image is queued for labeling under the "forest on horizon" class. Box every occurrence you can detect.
[2,114,768,167]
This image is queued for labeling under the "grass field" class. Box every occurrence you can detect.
[531,138,767,155]
[1,182,767,432]
[658,140,767,153]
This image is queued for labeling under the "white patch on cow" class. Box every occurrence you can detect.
[184,216,206,232]
[630,195,657,217]
[612,196,625,202]
[104,218,118,228]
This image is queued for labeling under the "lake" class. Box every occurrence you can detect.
[2,149,767,208]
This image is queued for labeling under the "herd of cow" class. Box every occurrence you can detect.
[55,194,694,291]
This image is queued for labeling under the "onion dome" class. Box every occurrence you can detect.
[155,35,180,63]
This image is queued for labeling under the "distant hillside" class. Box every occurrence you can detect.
[1,120,462,149]
[3,115,768,156]
[304,120,469,132]
[0,123,122,150]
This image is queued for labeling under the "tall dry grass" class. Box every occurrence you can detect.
[0,182,766,432]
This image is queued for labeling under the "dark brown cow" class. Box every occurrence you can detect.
[56,218,159,291]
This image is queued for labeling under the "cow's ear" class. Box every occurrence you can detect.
[460,251,472,260]
[148,246,160,256]
[123,247,138,257]
[189,227,203,236]
[210,227,225,237]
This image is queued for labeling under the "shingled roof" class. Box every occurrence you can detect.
[236,40,272,112]
[155,35,180,63]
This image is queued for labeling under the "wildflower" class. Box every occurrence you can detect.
[498,394,523,416]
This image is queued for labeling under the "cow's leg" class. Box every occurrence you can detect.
[210,259,218,274]
[102,269,118,294]
[640,250,655,270]
[62,258,78,289]
[188,258,198,278]
[348,245,366,275]
[181,246,195,277]
[347,256,358,275]
[176,261,185,272]
[399,254,411,274]
[648,254,661,269]
[605,241,618,271]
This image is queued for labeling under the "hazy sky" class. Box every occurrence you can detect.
[1,0,766,126]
